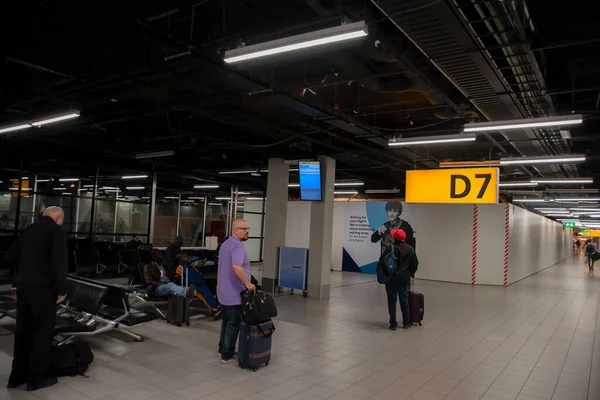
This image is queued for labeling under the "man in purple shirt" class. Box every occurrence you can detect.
[217,219,255,364]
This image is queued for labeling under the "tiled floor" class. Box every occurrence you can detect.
[1,254,599,400]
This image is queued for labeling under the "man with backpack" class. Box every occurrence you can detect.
[586,241,597,270]
[377,228,419,330]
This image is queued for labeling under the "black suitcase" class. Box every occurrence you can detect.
[167,292,190,327]
[166,270,191,327]
[238,320,275,371]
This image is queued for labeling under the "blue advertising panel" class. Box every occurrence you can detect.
[299,161,322,201]
[278,246,308,290]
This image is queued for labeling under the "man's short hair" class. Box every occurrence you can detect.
[385,202,403,213]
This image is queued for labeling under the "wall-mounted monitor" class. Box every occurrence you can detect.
[298,161,322,201]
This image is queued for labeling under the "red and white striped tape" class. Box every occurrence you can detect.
[472,204,478,285]
[503,203,510,286]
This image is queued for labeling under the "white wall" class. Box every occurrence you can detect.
[476,204,506,285]
[508,204,572,284]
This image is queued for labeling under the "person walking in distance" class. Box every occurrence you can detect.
[586,241,597,270]
[217,219,255,364]
[385,229,419,330]
[3,207,68,391]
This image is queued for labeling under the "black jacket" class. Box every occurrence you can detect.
[389,241,419,285]
[4,216,68,294]
[371,219,415,252]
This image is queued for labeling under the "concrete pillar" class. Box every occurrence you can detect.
[262,158,289,292]
[307,155,335,300]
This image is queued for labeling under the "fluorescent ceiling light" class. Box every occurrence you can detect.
[164,196,179,199]
[464,115,583,132]
[122,175,148,180]
[540,210,570,214]
[555,198,600,202]
[141,197,150,199]
[439,160,500,168]
[546,214,571,217]
[10,177,29,181]
[531,178,593,184]
[534,208,568,211]
[334,182,364,187]
[334,191,358,195]
[389,133,476,147]
[188,197,205,200]
[53,187,67,191]
[36,179,50,183]
[499,182,538,187]
[244,197,265,200]
[208,203,222,206]
[61,193,72,196]
[194,185,219,189]
[512,199,551,203]
[126,186,145,190]
[237,192,250,195]
[0,123,31,135]
[219,170,258,175]
[100,186,118,190]
[31,110,80,126]
[224,21,368,63]
[8,188,32,191]
[500,155,586,165]
[569,208,600,212]
[59,178,80,182]
[288,184,300,188]
[215,197,231,200]
[135,150,175,159]
[83,185,95,188]
[365,189,401,194]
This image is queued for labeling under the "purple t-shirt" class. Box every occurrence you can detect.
[217,236,250,306]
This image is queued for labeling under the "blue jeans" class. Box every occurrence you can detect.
[154,282,187,297]
[218,305,242,360]
[385,282,410,328]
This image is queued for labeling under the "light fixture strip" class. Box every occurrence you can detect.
[334,182,364,187]
[531,178,593,184]
[498,182,537,187]
[224,21,368,63]
[194,185,220,189]
[389,133,476,147]
[464,115,583,132]
[122,175,149,180]
[500,155,586,165]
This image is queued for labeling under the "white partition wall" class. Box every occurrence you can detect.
[508,204,572,284]
[319,201,572,286]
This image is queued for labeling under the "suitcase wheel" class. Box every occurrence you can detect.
[239,364,243,369]
[419,322,422,326]
[302,291,307,298]
[265,361,269,366]
[253,368,258,372]
[186,322,190,326]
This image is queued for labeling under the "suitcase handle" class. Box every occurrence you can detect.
[257,322,276,338]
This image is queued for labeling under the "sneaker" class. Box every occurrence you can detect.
[212,309,222,320]
[218,351,238,357]
[221,357,236,364]
[185,284,196,299]
[389,325,398,331]
[403,325,412,329]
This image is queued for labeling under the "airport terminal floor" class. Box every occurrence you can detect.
[1,255,599,400]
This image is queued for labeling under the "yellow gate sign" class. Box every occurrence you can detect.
[406,168,499,204]
[11,179,30,198]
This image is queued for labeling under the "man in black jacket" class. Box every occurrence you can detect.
[371,202,415,254]
[385,228,418,330]
[4,206,68,391]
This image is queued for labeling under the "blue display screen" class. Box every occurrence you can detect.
[299,161,322,201]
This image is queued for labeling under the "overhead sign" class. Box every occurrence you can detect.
[563,222,576,228]
[11,179,29,198]
[405,168,499,204]
[581,230,600,237]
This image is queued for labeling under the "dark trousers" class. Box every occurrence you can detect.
[385,281,410,328]
[11,284,56,384]
[588,253,595,269]
[218,305,242,360]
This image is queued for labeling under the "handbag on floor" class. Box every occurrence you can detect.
[238,320,274,371]
[241,290,277,323]
[50,340,94,377]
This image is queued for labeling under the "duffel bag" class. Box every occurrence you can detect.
[241,290,278,323]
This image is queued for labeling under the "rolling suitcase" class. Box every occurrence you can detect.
[409,290,424,326]
[238,320,275,371]
[166,267,191,327]
[166,292,190,326]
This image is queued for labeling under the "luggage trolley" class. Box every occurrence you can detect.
[277,246,309,298]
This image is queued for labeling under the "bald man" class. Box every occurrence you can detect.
[217,219,255,364]
[4,206,68,391]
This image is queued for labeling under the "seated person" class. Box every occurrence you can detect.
[175,255,220,315]
[143,250,195,299]
[126,235,144,251]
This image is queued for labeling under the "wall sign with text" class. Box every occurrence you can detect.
[405,168,499,204]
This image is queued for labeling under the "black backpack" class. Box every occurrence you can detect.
[50,341,94,377]
[377,245,398,284]
[586,243,595,253]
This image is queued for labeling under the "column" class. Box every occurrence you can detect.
[307,155,335,300]
[262,158,289,293]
